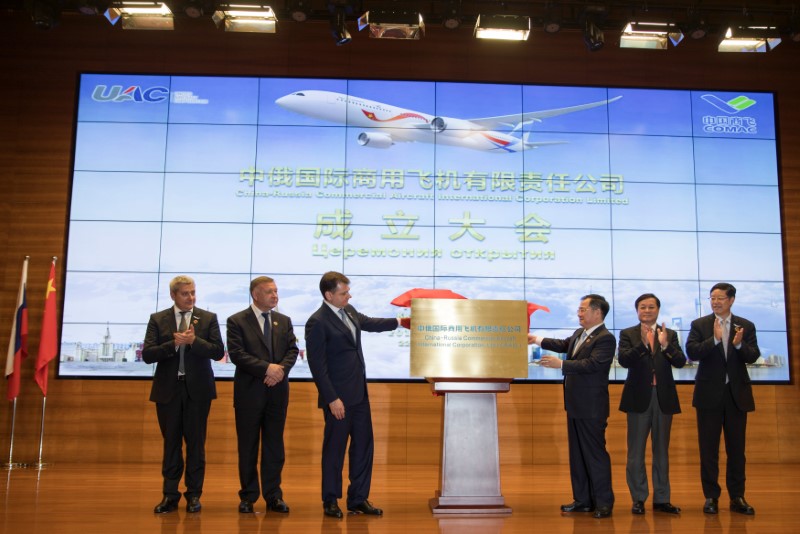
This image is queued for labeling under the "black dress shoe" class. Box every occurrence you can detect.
[238,500,254,514]
[186,496,202,513]
[348,500,383,515]
[730,496,755,515]
[561,501,594,513]
[632,501,645,514]
[703,498,719,514]
[324,501,343,518]
[154,497,179,514]
[653,502,680,514]
[267,498,290,513]
[594,505,613,519]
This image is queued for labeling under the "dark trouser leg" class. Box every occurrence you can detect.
[261,383,289,502]
[321,407,351,503]
[156,386,185,500]
[346,400,374,509]
[182,395,211,499]
[722,385,748,498]
[696,406,724,499]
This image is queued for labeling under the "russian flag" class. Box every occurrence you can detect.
[5,257,29,401]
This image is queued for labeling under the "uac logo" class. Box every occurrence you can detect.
[92,85,169,103]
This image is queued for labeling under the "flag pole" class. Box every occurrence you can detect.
[33,396,48,469]
[2,398,26,469]
[32,256,58,471]
[4,256,29,470]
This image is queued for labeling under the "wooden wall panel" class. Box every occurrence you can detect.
[0,13,798,470]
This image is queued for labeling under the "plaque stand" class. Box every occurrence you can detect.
[427,378,513,516]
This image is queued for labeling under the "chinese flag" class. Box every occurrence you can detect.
[35,259,58,396]
[5,258,28,401]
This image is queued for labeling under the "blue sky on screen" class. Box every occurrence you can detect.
[62,74,789,381]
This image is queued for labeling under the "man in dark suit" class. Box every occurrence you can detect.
[305,271,405,519]
[227,276,299,514]
[618,293,686,516]
[686,282,760,516]
[142,275,224,514]
[530,294,616,519]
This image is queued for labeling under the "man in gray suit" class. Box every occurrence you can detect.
[227,276,299,514]
[618,293,686,515]
[143,275,224,514]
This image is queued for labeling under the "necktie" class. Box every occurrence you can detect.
[262,311,272,357]
[572,330,588,357]
[178,311,189,376]
[722,319,730,358]
[721,318,730,384]
[339,308,356,342]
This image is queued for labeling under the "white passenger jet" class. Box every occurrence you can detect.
[275,90,621,153]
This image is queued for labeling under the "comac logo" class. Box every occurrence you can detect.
[92,85,169,103]
[701,94,757,114]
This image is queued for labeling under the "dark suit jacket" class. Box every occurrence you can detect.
[686,313,760,412]
[142,306,224,403]
[226,307,299,407]
[305,303,397,408]
[541,324,616,419]
[618,324,687,414]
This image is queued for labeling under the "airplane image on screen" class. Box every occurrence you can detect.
[275,90,621,153]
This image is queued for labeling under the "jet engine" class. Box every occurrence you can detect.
[429,117,476,137]
[357,132,394,148]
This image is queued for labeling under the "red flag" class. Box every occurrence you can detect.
[390,288,468,307]
[526,301,551,328]
[35,259,58,396]
[5,258,29,401]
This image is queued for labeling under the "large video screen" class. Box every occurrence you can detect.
[58,74,789,382]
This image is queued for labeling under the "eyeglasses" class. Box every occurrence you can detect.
[708,296,730,302]
[577,307,591,313]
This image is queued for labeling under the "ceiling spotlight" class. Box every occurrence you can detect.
[542,1,561,33]
[182,0,203,18]
[474,14,531,41]
[358,9,425,40]
[105,2,174,30]
[790,13,800,42]
[685,9,707,40]
[583,18,604,51]
[288,0,311,22]
[76,0,103,16]
[212,5,277,33]
[441,0,461,30]
[26,0,61,29]
[718,26,781,53]
[330,5,351,45]
[620,22,683,50]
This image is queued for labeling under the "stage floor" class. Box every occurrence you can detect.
[2,462,798,533]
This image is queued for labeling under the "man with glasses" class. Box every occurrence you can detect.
[529,294,616,519]
[686,283,760,515]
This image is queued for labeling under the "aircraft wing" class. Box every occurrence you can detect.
[467,95,623,130]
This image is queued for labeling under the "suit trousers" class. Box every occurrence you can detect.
[626,387,673,503]
[321,398,374,508]
[235,383,289,503]
[155,381,211,500]
[567,416,614,508]
[696,383,748,499]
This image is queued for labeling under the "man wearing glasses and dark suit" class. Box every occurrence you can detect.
[686,282,760,516]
